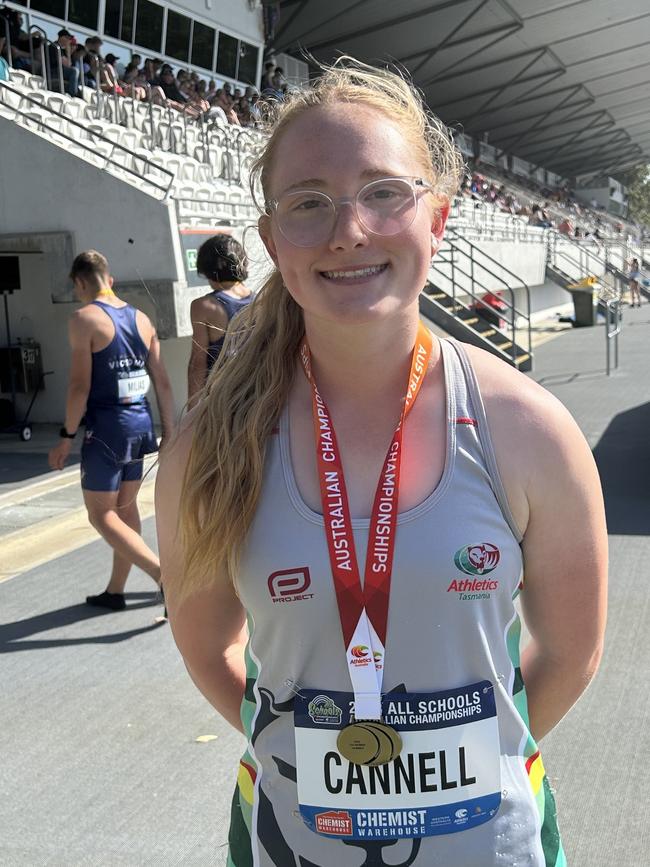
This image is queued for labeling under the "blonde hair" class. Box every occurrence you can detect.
[179,57,463,596]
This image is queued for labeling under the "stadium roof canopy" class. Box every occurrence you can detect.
[270,0,650,179]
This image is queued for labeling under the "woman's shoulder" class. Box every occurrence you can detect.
[460,341,571,435]
[458,342,591,533]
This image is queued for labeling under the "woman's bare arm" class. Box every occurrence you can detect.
[155,422,247,732]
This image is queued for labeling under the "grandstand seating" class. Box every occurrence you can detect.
[0,67,261,228]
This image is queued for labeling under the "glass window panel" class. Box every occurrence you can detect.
[121,0,135,43]
[191,20,214,71]
[30,0,65,18]
[165,10,190,63]
[103,0,120,38]
[135,0,163,53]
[215,31,237,80]
[68,0,98,30]
[237,40,258,86]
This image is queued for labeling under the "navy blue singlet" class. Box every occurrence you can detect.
[80,302,157,491]
[87,301,152,416]
[206,290,252,373]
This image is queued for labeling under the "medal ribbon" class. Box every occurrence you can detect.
[299,323,432,720]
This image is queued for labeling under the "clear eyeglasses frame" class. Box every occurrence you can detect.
[265,176,434,248]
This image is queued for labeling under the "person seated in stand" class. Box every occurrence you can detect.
[156,57,606,867]
[186,234,252,406]
[0,7,40,71]
[47,28,80,98]
[158,65,205,117]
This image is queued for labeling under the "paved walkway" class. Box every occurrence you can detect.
[1,306,648,865]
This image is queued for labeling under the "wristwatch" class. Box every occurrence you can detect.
[59,427,77,439]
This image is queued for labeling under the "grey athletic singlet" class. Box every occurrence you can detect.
[227,338,566,867]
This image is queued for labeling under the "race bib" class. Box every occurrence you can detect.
[294,681,501,840]
[118,370,150,403]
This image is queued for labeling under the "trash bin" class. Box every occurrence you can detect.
[571,290,597,327]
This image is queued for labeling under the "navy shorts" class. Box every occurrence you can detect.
[80,415,158,492]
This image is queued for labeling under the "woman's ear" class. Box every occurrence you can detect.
[431,201,450,257]
[258,214,279,268]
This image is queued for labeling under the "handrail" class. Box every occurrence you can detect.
[0,79,175,198]
[605,298,621,376]
[2,14,12,68]
[28,24,48,86]
[547,230,624,300]
[431,227,532,363]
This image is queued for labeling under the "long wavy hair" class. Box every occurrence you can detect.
[178,57,463,596]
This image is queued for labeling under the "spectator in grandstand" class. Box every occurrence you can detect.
[143,57,161,83]
[158,64,206,117]
[558,217,574,236]
[628,257,642,307]
[260,60,276,92]
[0,7,32,70]
[48,250,175,613]
[123,54,141,80]
[47,29,80,98]
[71,44,94,89]
[235,95,255,127]
[529,204,552,229]
[84,35,103,58]
[157,58,606,867]
[210,87,239,124]
[186,234,253,406]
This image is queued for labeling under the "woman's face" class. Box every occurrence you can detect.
[260,103,447,329]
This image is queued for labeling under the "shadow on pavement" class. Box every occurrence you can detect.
[592,400,650,536]
[0,452,80,488]
[0,592,164,651]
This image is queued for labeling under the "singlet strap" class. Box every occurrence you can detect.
[442,338,523,543]
[91,301,149,358]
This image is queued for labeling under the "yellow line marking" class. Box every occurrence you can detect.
[0,478,156,583]
[0,468,80,508]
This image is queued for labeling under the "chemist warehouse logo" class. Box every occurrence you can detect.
[448,543,501,601]
[267,567,314,603]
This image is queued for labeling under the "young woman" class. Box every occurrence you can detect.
[186,234,252,406]
[156,60,607,866]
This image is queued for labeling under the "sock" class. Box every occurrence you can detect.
[86,591,126,611]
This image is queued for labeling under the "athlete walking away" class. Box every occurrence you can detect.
[187,234,252,407]
[156,59,607,866]
[49,250,175,611]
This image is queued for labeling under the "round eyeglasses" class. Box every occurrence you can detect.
[266,176,434,248]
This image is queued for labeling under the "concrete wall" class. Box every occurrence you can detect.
[0,118,185,292]
[174,0,262,40]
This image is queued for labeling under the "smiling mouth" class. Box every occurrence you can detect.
[321,264,388,280]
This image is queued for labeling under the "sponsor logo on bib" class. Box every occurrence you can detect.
[453,543,500,575]
[315,810,352,836]
[308,695,342,726]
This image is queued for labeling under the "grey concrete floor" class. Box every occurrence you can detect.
[1,305,649,865]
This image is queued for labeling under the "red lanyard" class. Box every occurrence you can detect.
[299,324,432,714]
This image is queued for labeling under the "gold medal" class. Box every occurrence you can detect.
[337,723,381,765]
[337,721,402,766]
[362,721,403,766]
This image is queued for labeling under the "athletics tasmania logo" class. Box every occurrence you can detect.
[454,542,500,575]
[267,567,314,603]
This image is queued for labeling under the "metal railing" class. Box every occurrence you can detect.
[547,231,624,303]
[431,226,532,363]
[0,79,175,199]
[604,298,621,376]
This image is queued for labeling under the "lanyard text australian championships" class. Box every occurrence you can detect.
[299,323,433,767]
